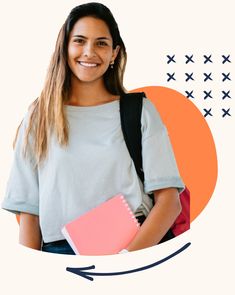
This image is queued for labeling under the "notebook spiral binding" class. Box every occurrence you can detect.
[120,195,140,228]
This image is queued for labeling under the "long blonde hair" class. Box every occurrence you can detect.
[16,3,127,165]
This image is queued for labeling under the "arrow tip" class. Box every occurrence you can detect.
[66,266,95,281]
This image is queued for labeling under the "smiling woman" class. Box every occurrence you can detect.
[1,2,185,255]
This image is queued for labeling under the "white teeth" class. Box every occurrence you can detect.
[79,62,98,67]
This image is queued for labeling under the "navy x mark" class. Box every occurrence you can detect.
[222,72,231,82]
[167,72,176,82]
[222,90,231,99]
[204,72,212,82]
[185,90,194,99]
[222,55,231,64]
[204,90,212,99]
[167,55,176,64]
[185,73,194,82]
[203,54,212,64]
[222,108,231,117]
[185,55,194,64]
[203,108,213,117]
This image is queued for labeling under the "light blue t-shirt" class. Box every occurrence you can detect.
[2,98,185,243]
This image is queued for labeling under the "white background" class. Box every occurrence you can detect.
[0,0,234,293]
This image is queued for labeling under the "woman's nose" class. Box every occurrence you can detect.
[83,43,96,58]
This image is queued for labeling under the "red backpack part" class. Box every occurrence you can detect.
[171,187,190,236]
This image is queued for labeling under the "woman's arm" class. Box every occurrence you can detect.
[19,212,42,250]
[126,188,182,252]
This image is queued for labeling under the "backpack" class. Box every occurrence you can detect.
[119,92,190,243]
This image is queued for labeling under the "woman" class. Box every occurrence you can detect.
[2,2,184,255]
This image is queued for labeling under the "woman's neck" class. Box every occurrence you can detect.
[67,77,119,107]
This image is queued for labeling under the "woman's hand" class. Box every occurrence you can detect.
[19,212,42,250]
[126,188,182,252]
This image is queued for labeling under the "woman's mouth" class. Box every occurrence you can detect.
[78,61,99,68]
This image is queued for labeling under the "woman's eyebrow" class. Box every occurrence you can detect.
[96,37,111,40]
[72,34,111,40]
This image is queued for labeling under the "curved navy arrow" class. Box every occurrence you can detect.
[66,242,191,281]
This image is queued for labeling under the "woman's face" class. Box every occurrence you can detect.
[67,16,120,85]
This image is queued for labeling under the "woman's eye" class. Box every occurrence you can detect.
[74,38,85,44]
[97,41,108,46]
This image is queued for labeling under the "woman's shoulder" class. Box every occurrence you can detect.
[142,96,165,129]
[13,99,37,145]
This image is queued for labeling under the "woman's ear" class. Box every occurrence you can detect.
[112,45,120,61]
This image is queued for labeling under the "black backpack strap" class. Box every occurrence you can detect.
[119,92,146,183]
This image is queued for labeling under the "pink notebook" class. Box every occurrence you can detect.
[61,194,140,255]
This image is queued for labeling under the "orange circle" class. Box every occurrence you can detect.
[132,86,218,222]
